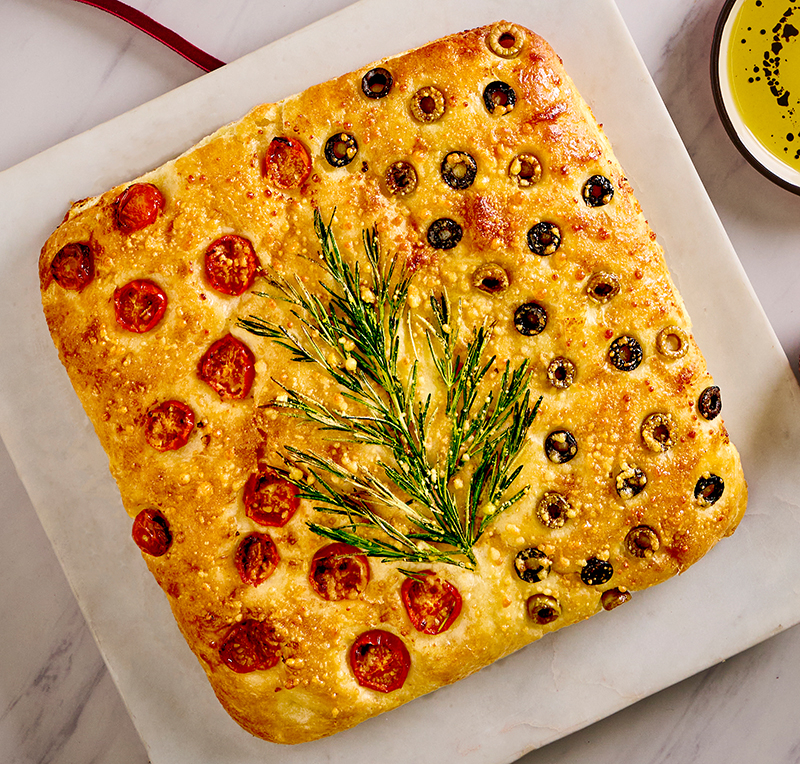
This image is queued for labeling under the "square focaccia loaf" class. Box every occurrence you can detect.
[39,22,747,745]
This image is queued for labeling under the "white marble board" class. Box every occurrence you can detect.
[1,0,800,762]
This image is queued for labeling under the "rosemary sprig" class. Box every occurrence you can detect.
[239,210,541,569]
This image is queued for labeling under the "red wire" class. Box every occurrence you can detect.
[72,0,226,72]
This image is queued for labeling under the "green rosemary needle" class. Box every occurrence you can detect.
[239,210,540,570]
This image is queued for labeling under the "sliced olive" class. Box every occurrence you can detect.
[586,271,620,303]
[536,491,571,529]
[526,594,560,624]
[486,22,525,58]
[640,412,675,452]
[324,133,358,167]
[698,385,722,420]
[427,218,462,250]
[473,264,509,293]
[615,463,647,499]
[625,525,660,558]
[601,588,631,611]
[514,302,547,335]
[547,357,576,389]
[508,153,542,187]
[581,557,613,586]
[695,474,724,507]
[545,430,577,464]
[483,81,516,115]
[656,326,689,358]
[441,151,477,189]
[385,161,418,196]
[361,67,393,99]
[608,335,643,371]
[513,547,551,583]
[526,222,562,256]
[582,175,614,206]
[411,86,445,123]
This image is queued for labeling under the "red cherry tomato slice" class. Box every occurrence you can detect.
[197,334,255,399]
[113,183,165,232]
[235,532,279,585]
[113,279,167,333]
[349,629,410,693]
[131,508,172,556]
[144,400,195,451]
[204,235,259,296]
[401,570,462,634]
[50,242,95,291]
[309,543,370,601]
[264,136,312,189]
[242,471,300,527]
[219,619,281,674]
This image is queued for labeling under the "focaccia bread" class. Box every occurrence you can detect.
[38,22,747,745]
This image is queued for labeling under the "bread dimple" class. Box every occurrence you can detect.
[39,22,746,744]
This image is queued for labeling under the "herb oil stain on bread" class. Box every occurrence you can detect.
[39,22,747,744]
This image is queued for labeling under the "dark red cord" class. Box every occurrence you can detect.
[73,0,226,72]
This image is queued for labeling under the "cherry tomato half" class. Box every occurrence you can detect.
[349,629,410,693]
[50,242,95,291]
[204,235,259,296]
[219,618,281,674]
[144,400,195,451]
[113,183,165,233]
[242,471,300,527]
[131,508,172,557]
[113,279,167,333]
[264,136,312,189]
[400,570,462,634]
[197,334,255,399]
[309,543,370,601]
[235,532,279,586]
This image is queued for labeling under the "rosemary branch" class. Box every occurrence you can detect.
[239,210,541,569]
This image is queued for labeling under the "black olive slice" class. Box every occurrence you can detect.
[547,357,576,389]
[545,430,577,464]
[526,222,561,256]
[601,588,631,611]
[698,385,722,420]
[537,491,571,529]
[615,463,647,499]
[695,474,725,507]
[526,594,560,624]
[514,302,547,336]
[513,547,551,583]
[440,151,477,189]
[656,326,689,358]
[581,557,613,586]
[361,67,393,99]
[486,23,525,58]
[508,153,542,187]
[385,161,418,196]
[582,175,614,206]
[473,264,509,293]
[608,335,643,371]
[427,218,462,250]
[586,271,620,303]
[483,81,516,115]
[324,133,358,167]
[640,412,675,452]
[411,86,445,122]
[625,525,660,558]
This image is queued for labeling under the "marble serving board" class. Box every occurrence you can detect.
[1,0,800,762]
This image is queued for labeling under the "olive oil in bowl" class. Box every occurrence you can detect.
[713,0,800,192]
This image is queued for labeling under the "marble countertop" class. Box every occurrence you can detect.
[1,0,799,762]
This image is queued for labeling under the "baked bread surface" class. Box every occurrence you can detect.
[39,22,747,744]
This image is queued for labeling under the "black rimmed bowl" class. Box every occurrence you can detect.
[711,0,800,195]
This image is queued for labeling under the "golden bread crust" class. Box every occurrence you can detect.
[39,22,746,744]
